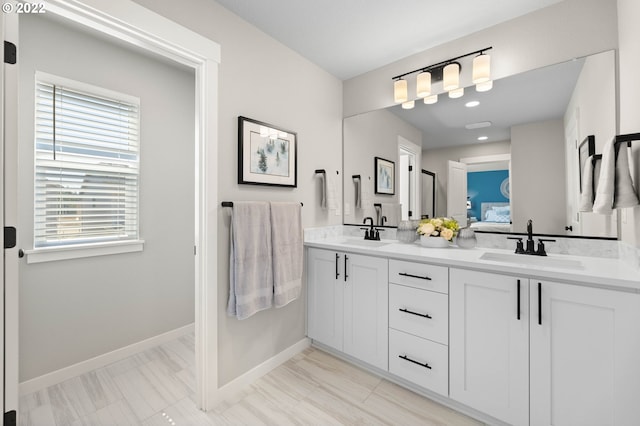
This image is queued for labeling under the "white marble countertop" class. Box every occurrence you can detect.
[305,237,640,294]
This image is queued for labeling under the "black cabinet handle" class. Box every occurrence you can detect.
[399,308,432,319]
[517,279,521,320]
[538,282,542,325]
[398,272,432,281]
[399,354,431,369]
[344,255,349,282]
[335,253,340,279]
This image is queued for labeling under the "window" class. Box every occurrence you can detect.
[34,73,140,249]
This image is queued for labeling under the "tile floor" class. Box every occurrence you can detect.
[19,334,484,425]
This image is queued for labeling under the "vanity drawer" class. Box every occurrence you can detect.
[389,284,448,345]
[389,328,448,396]
[389,260,448,294]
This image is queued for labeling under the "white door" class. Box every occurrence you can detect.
[564,110,580,235]
[307,248,344,351]
[450,269,529,426]
[3,9,20,422]
[343,253,388,370]
[530,281,640,426]
[447,160,467,224]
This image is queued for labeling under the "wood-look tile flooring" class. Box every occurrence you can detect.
[19,334,483,425]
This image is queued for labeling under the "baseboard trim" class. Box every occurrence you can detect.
[19,323,195,396]
[211,337,311,405]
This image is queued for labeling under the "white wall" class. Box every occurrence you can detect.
[564,50,617,237]
[344,0,618,117]
[617,0,640,248]
[18,15,196,380]
[343,109,421,225]
[132,0,343,385]
[422,141,511,218]
[511,120,567,234]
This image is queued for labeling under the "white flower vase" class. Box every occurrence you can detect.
[420,235,451,248]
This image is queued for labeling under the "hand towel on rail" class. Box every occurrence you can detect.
[270,202,303,308]
[227,201,273,320]
[578,155,595,212]
[593,139,639,214]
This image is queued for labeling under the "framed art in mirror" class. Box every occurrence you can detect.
[238,116,297,187]
[374,156,395,195]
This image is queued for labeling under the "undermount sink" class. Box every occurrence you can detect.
[479,252,584,270]
[339,238,392,248]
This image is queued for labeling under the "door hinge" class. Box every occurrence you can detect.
[4,410,17,426]
[408,165,413,172]
[194,245,197,255]
[4,40,17,64]
[408,210,413,218]
[4,226,17,249]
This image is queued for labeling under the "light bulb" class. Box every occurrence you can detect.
[472,53,491,84]
[476,80,493,92]
[416,71,431,98]
[449,87,464,98]
[394,79,408,103]
[401,100,415,109]
[443,63,460,91]
[424,94,438,104]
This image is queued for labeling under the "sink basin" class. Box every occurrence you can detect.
[338,238,392,248]
[479,252,584,270]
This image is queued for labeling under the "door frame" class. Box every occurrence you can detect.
[5,0,221,411]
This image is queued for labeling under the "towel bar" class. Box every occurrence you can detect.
[314,169,326,175]
[614,132,640,148]
[221,201,303,207]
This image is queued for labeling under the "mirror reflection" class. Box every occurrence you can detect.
[343,50,617,238]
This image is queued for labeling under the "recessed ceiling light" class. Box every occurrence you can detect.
[465,100,480,108]
[465,121,492,129]
[477,136,489,141]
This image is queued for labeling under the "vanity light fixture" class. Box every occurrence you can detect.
[465,100,480,107]
[449,87,464,99]
[394,78,408,103]
[424,94,438,104]
[402,100,415,109]
[391,46,492,104]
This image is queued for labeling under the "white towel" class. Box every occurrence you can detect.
[578,155,595,212]
[317,173,327,208]
[227,202,273,320]
[613,144,639,209]
[325,171,339,211]
[270,202,303,308]
[354,176,362,209]
[593,139,639,214]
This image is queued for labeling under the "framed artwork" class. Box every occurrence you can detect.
[374,156,395,195]
[578,135,595,192]
[238,116,297,187]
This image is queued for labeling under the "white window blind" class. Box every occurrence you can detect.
[34,74,140,248]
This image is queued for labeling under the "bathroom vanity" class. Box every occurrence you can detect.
[305,236,640,426]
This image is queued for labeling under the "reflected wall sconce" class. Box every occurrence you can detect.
[392,46,492,108]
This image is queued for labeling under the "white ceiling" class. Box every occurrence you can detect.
[215,0,564,80]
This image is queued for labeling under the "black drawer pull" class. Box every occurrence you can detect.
[399,308,432,319]
[399,354,431,369]
[398,272,432,281]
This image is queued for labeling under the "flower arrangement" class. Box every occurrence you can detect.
[417,217,460,241]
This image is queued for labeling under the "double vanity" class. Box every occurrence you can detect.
[305,233,640,426]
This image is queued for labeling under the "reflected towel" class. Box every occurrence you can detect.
[270,202,303,308]
[593,139,639,214]
[227,202,273,320]
[578,155,595,212]
[354,176,362,209]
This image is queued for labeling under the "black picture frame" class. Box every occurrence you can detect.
[374,156,395,195]
[238,116,297,187]
[578,135,595,192]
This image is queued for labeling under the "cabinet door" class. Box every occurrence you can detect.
[450,269,529,426]
[530,281,640,426]
[307,248,343,351]
[343,253,388,370]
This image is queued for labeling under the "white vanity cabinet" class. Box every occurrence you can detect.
[449,268,529,426]
[530,280,640,426]
[388,260,449,396]
[450,268,640,426]
[307,248,388,370]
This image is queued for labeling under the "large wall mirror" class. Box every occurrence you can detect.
[343,50,617,238]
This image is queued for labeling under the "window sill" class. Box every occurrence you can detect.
[24,240,145,264]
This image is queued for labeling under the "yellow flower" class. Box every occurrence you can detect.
[440,228,454,241]
[419,223,435,235]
